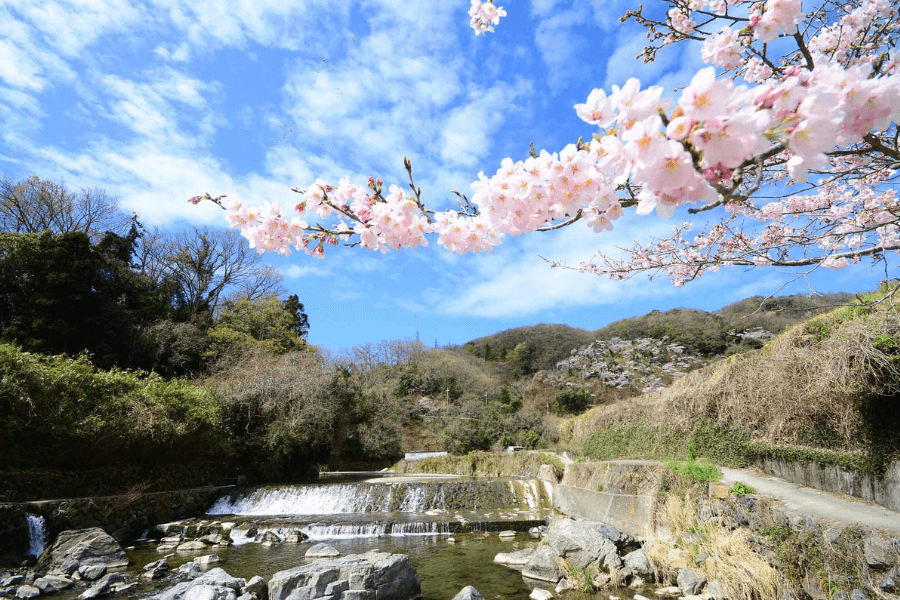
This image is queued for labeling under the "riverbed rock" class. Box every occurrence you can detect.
[78,573,124,600]
[182,585,236,600]
[77,566,105,582]
[522,546,561,583]
[543,519,620,571]
[195,555,220,566]
[529,588,553,600]
[305,544,340,558]
[493,549,534,566]
[242,576,267,600]
[145,558,171,572]
[268,551,420,600]
[177,563,206,579]
[177,541,209,553]
[35,528,128,576]
[34,575,73,593]
[153,568,246,600]
[451,586,484,600]
[621,549,653,582]
[15,586,40,599]
[677,569,707,596]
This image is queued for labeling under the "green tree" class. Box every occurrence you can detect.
[554,387,591,415]
[0,229,173,368]
[205,295,308,367]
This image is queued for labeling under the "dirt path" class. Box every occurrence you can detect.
[719,466,900,533]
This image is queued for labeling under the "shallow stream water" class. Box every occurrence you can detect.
[36,475,645,600]
[123,532,640,600]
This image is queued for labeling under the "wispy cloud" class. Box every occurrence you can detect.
[428,213,680,318]
[283,264,331,279]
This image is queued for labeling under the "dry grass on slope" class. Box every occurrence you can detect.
[644,493,784,600]
[563,287,900,464]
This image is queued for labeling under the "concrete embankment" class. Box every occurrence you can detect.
[755,457,900,513]
[548,458,900,539]
[549,460,666,540]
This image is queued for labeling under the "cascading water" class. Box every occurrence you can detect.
[26,514,46,558]
[208,483,398,516]
[207,477,551,544]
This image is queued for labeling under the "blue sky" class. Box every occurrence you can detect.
[0,0,873,351]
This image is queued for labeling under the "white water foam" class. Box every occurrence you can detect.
[207,484,392,516]
[26,514,46,558]
[520,481,538,510]
[207,482,453,516]
[228,521,449,544]
[389,521,449,536]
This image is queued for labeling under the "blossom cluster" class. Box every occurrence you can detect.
[468,0,506,36]
[194,0,900,285]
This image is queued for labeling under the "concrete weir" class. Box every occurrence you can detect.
[550,460,666,540]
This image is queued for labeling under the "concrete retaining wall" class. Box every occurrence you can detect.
[757,458,900,513]
[16,486,229,545]
[551,460,665,540]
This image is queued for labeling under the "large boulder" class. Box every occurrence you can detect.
[35,528,128,575]
[152,568,246,600]
[522,546,562,583]
[543,519,621,571]
[268,551,420,600]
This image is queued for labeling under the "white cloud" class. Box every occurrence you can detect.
[154,42,191,62]
[532,4,592,88]
[0,38,45,91]
[440,79,532,168]
[283,264,330,279]
[7,0,144,57]
[430,213,680,318]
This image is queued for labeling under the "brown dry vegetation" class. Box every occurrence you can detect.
[645,493,784,600]
[562,287,900,471]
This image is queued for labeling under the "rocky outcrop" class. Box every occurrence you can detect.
[34,528,127,575]
[268,551,420,600]
[507,518,641,585]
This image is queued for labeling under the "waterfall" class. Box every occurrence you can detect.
[389,521,449,536]
[26,514,46,558]
[208,484,396,516]
[302,522,388,539]
[207,479,553,518]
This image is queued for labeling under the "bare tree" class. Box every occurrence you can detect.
[0,176,131,240]
[137,226,285,318]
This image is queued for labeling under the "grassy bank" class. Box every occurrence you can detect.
[0,343,224,470]
[393,450,565,479]
[561,287,900,477]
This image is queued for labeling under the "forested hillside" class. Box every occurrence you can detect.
[463,292,853,371]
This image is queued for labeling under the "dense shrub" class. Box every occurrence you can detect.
[0,343,222,467]
[554,387,590,415]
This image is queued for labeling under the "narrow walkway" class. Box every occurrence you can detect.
[719,466,900,533]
